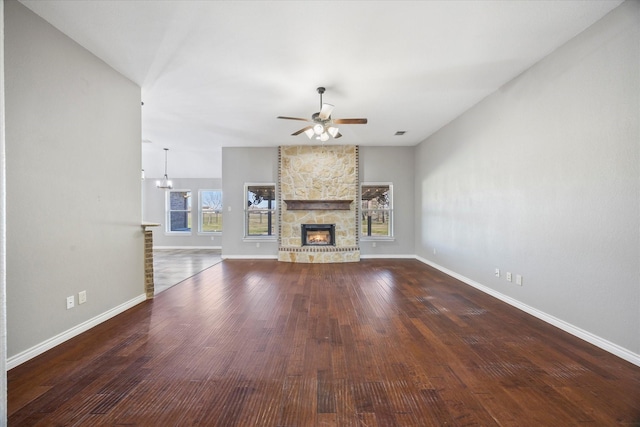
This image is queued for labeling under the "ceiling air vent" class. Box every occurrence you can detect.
[394,131,406,136]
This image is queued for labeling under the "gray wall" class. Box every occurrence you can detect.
[221,147,279,258]
[143,177,222,248]
[5,0,144,359]
[359,146,414,257]
[221,146,417,259]
[414,1,639,361]
[0,0,6,418]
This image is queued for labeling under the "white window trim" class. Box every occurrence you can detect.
[244,182,277,240]
[360,182,394,240]
[360,235,396,242]
[198,189,223,235]
[165,189,192,235]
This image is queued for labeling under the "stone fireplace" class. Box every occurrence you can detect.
[278,145,360,263]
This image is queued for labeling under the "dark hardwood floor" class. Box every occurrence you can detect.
[8,259,640,426]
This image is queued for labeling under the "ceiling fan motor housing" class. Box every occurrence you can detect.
[311,112,328,123]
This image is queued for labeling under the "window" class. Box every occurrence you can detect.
[361,183,393,238]
[166,190,191,233]
[245,184,276,237]
[199,190,222,233]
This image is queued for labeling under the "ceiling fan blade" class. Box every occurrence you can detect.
[319,103,334,120]
[334,132,343,139]
[291,126,313,136]
[277,116,310,122]
[333,118,368,124]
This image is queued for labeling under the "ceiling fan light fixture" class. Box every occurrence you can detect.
[156,148,173,189]
[304,128,315,139]
[319,103,334,120]
[277,87,367,140]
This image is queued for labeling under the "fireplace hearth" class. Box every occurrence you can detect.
[301,224,335,246]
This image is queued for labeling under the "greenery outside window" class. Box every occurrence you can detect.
[199,190,222,233]
[166,190,191,233]
[245,184,276,237]
[361,183,393,238]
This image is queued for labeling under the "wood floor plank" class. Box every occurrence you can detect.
[8,259,640,426]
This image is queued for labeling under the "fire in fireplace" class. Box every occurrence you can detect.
[301,224,335,246]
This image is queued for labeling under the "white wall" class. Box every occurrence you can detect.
[414,1,639,363]
[143,177,222,248]
[5,0,144,361]
[141,147,222,180]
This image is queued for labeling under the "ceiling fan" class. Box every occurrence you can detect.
[277,87,367,141]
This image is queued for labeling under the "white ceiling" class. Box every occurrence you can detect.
[20,0,623,178]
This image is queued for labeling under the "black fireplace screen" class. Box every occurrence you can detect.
[301,224,335,246]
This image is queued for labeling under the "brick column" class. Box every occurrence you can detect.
[141,223,160,298]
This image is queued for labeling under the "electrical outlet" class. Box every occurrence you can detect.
[433,248,437,255]
[506,272,512,282]
[495,268,500,277]
[372,242,376,248]
[256,242,260,248]
[66,296,75,310]
[516,275,523,286]
[78,290,87,304]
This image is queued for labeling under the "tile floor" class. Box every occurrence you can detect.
[153,248,222,294]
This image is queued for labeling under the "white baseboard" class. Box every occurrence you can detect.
[360,254,414,259]
[7,294,147,370]
[222,254,415,260]
[153,246,222,250]
[14,258,636,370]
[221,255,278,260]
[222,254,416,260]
[415,256,640,368]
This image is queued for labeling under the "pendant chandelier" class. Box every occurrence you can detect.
[156,148,173,189]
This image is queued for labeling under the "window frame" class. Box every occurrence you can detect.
[360,182,394,240]
[198,189,223,235]
[244,183,277,240]
[165,189,192,235]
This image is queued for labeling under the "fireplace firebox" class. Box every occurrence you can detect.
[301,224,335,246]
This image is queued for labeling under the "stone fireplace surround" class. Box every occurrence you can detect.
[278,145,360,263]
